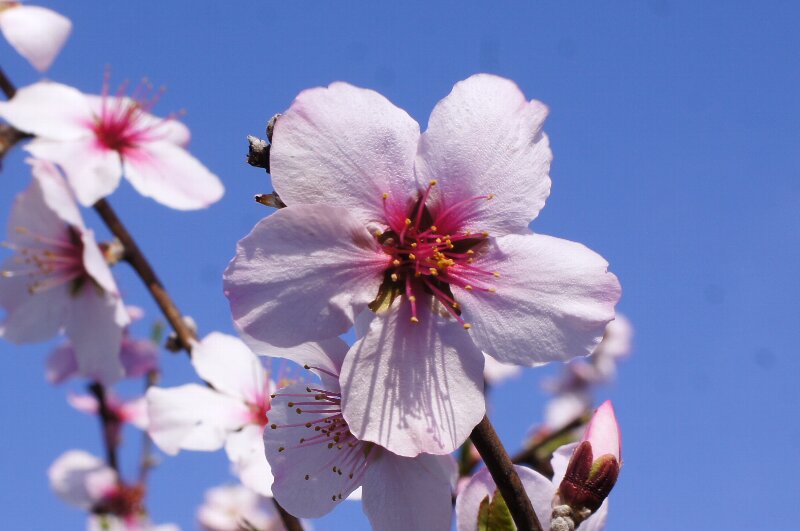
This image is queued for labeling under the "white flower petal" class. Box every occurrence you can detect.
[48,450,114,510]
[0,81,90,139]
[225,425,273,497]
[0,5,71,71]
[192,332,267,403]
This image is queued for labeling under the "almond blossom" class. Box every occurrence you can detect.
[146,332,280,496]
[0,159,129,383]
[0,77,224,209]
[48,450,177,531]
[225,74,621,457]
[0,1,71,71]
[197,484,287,531]
[264,334,457,531]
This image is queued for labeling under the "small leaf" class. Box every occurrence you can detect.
[476,490,516,531]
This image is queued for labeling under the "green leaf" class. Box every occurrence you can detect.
[476,489,516,531]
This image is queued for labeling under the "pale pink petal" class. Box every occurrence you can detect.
[0,5,70,71]
[81,228,121,296]
[457,233,621,365]
[455,465,555,531]
[270,82,420,227]
[0,81,90,139]
[146,384,250,455]
[545,391,591,431]
[225,425,273,497]
[27,138,123,206]
[122,141,223,210]
[66,392,99,415]
[63,289,126,385]
[119,396,149,430]
[249,337,349,391]
[265,382,364,518]
[362,452,455,531]
[225,205,388,348]
[340,298,485,457]
[417,74,552,236]
[119,336,159,378]
[48,450,114,509]
[192,332,266,403]
[582,400,621,461]
[46,341,79,383]
[26,158,84,229]
[0,268,70,343]
[197,484,276,531]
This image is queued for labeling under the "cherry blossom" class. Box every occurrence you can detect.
[68,390,149,446]
[0,1,71,71]
[264,335,457,531]
[197,484,286,531]
[456,446,609,531]
[146,332,279,496]
[0,77,224,209]
[47,307,159,384]
[49,450,176,531]
[0,159,129,383]
[225,74,621,456]
[483,353,521,386]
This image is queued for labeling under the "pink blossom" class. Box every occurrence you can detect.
[264,335,457,531]
[0,2,71,71]
[456,446,609,531]
[0,159,129,383]
[225,74,621,456]
[47,307,159,384]
[197,484,285,531]
[0,78,224,209]
[146,332,279,496]
[68,390,148,430]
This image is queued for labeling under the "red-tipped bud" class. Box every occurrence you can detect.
[558,401,621,512]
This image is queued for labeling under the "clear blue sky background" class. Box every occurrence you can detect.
[1,1,798,530]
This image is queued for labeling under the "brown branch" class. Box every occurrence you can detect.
[88,382,120,475]
[273,498,305,531]
[0,65,16,98]
[470,415,543,531]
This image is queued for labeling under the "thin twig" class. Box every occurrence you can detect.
[0,65,16,98]
[138,370,159,484]
[88,382,120,475]
[273,498,305,531]
[470,415,543,531]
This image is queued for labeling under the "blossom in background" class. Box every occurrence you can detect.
[0,159,129,383]
[47,306,159,384]
[197,484,287,531]
[264,334,456,531]
[146,332,278,496]
[226,74,621,457]
[68,390,148,449]
[0,1,71,71]
[48,450,177,531]
[0,77,224,209]
[483,353,521,386]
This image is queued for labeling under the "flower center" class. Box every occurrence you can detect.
[93,483,145,518]
[370,180,499,327]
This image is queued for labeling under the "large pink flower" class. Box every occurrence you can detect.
[0,2,71,71]
[0,79,224,209]
[264,336,457,530]
[0,159,129,383]
[225,74,621,456]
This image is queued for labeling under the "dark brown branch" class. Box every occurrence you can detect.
[88,382,120,474]
[93,199,197,352]
[470,415,543,531]
[0,124,31,163]
[273,498,305,531]
[0,65,16,98]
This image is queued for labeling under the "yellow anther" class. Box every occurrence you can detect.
[392,259,401,266]
[465,285,473,291]
[463,323,471,330]
[409,295,416,302]
[1,271,12,278]
[430,179,438,186]
[390,273,398,282]
[493,271,501,278]
[430,225,438,232]
[382,192,389,199]
[411,242,418,248]
[452,302,460,310]
[487,193,495,200]
[374,230,383,237]
[415,272,421,277]
[408,253,416,260]
[405,218,412,226]
[435,238,442,244]
[482,231,490,237]
[467,258,474,264]
[488,287,497,293]
[410,316,419,323]
[467,249,475,255]
[465,230,473,236]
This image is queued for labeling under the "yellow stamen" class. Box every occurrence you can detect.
[429,179,438,186]
[390,273,398,282]
[409,295,416,302]
[493,271,501,278]
[410,316,419,323]
[405,218,412,226]
[382,192,389,200]
[392,259,401,266]
[429,268,439,276]
[463,323,471,330]
[408,253,416,260]
[465,285,473,291]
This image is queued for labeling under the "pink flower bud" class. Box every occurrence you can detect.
[558,400,621,512]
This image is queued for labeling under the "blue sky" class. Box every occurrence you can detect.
[0,1,798,530]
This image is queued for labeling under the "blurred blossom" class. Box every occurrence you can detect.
[47,307,159,384]
[226,74,620,458]
[264,336,457,530]
[0,159,129,383]
[197,484,285,531]
[483,352,521,386]
[146,333,277,496]
[0,1,71,71]
[0,77,223,209]
[68,390,148,431]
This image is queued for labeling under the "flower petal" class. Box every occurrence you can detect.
[48,450,114,510]
[225,424,274,497]
[250,337,349,391]
[122,140,224,210]
[81,228,121,296]
[26,138,123,206]
[340,298,485,457]
[63,288,127,385]
[0,81,90,139]
[192,332,267,403]
[225,204,388,348]
[270,82,420,227]
[582,400,621,461]
[265,382,364,518]
[146,384,250,455]
[24,158,84,230]
[119,336,159,379]
[0,5,71,71]
[46,341,79,384]
[457,233,621,365]
[362,452,456,531]
[417,74,552,236]
[455,465,555,531]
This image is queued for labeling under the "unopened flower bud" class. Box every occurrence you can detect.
[558,400,621,512]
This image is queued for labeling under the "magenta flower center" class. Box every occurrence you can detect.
[373,180,499,327]
[94,483,145,519]
[91,78,167,155]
